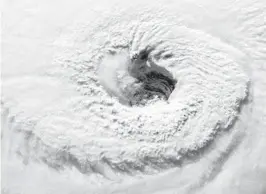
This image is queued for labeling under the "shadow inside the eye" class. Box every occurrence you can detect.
[127,49,177,106]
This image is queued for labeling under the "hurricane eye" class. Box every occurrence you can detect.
[122,50,177,106]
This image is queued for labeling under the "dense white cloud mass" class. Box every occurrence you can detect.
[1,0,266,194]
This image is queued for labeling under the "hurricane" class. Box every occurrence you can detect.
[2,0,266,194]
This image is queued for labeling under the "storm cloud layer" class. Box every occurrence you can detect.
[2,0,266,194]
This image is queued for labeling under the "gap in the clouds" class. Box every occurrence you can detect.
[128,48,177,106]
[99,47,177,107]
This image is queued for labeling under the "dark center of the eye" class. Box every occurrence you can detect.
[128,49,177,106]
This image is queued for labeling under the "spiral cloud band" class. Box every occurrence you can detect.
[34,7,250,175]
[4,1,265,193]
